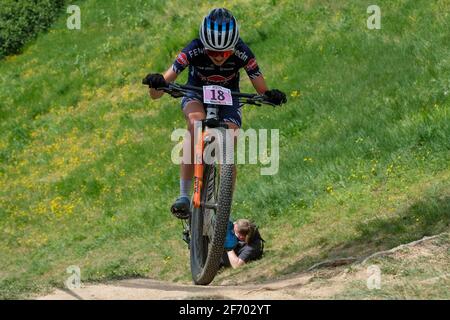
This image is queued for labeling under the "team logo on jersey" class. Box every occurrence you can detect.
[244,58,258,72]
[207,74,235,82]
[197,72,236,83]
[176,52,188,66]
[234,49,249,61]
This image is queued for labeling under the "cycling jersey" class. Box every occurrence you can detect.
[172,38,262,91]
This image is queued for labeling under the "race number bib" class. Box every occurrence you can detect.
[203,85,233,106]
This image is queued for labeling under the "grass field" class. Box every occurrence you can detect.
[0,0,449,299]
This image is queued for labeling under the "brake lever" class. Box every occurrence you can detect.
[159,86,184,98]
[259,96,278,107]
[241,95,278,107]
[168,91,185,98]
[239,98,261,106]
[255,95,276,107]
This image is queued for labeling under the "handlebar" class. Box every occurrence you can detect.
[157,83,277,107]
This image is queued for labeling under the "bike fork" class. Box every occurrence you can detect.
[193,129,205,208]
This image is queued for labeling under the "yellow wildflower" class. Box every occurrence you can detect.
[290,90,301,98]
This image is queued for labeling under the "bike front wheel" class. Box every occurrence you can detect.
[190,130,234,285]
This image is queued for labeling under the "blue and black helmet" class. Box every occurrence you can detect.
[199,8,240,51]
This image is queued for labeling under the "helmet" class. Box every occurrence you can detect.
[199,8,240,51]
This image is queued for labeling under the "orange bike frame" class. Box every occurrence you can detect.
[193,130,205,208]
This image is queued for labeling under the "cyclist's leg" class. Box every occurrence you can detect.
[171,97,206,218]
[182,99,206,179]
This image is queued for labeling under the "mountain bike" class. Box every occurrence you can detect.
[159,83,277,285]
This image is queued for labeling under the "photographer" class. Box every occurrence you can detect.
[222,219,265,269]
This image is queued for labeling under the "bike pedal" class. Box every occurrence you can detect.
[171,208,189,219]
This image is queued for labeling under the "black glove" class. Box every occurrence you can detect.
[264,89,287,105]
[142,73,167,89]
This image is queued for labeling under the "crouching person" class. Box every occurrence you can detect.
[221,219,265,269]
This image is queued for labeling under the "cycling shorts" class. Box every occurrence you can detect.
[181,93,243,128]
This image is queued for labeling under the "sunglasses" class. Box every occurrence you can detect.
[205,49,234,59]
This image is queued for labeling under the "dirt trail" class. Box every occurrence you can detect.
[37,263,372,300]
[37,233,449,300]
[38,274,318,300]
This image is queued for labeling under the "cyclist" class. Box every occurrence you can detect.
[143,8,287,219]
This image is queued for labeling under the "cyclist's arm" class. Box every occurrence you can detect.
[250,74,269,95]
[149,67,178,99]
[226,250,246,269]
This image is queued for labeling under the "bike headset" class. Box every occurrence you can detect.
[199,8,240,52]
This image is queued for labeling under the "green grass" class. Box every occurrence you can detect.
[0,0,449,299]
